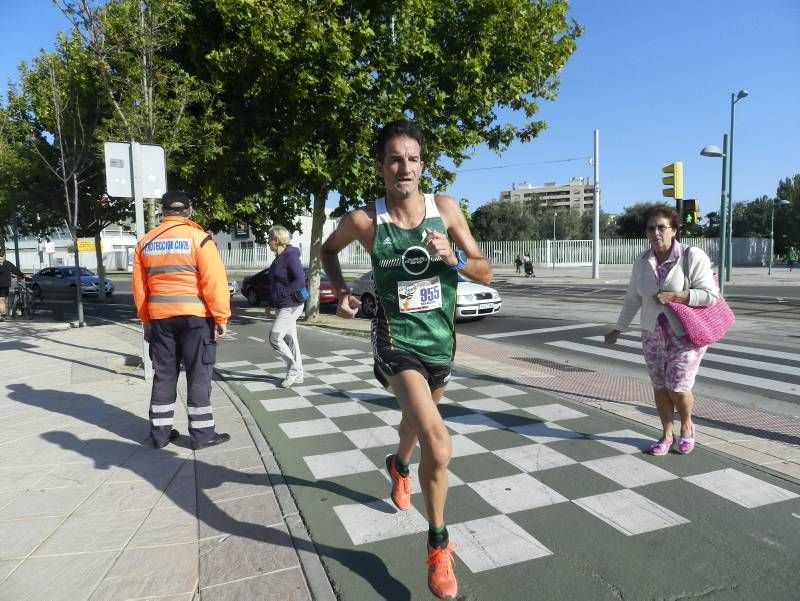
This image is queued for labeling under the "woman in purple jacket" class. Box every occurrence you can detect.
[267,226,306,387]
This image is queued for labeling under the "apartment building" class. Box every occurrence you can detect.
[499,177,595,213]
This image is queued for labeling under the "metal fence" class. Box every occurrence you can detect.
[10,236,771,271]
[478,237,774,267]
[219,237,771,270]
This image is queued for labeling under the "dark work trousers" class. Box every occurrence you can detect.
[149,316,217,446]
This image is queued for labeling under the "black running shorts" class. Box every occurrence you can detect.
[373,348,452,392]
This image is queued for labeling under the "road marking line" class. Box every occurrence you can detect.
[585,336,800,377]
[546,340,800,395]
[574,288,606,297]
[622,332,800,362]
[479,323,603,340]
[248,336,265,343]
[712,342,800,362]
[84,314,142,333]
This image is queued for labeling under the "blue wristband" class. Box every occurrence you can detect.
[452,250,467,271]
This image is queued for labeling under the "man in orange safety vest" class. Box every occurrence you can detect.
[133,191,231,450]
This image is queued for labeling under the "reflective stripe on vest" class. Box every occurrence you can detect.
[146,265,198,274]
[149,295,204,304]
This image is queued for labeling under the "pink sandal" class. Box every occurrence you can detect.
[678,425,696,455]
[649,438,673,456]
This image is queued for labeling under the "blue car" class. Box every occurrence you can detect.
[31,266,114,299]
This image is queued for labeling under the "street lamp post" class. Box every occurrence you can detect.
[700,135,729,295]
[726,89,749,282]
[768,199,791,276]
[552,211,557,272]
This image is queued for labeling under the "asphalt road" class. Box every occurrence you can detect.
[60,277,800,417]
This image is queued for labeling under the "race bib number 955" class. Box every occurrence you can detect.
[397,276,442,313]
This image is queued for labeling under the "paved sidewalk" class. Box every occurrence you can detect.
[0,320,332,601]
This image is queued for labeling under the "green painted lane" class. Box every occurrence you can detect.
[216,319,800,601]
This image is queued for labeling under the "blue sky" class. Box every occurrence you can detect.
[3,0,799,216]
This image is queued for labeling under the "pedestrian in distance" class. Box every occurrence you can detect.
[321,118,492,599]
[604,206,719,456]
[787,245,797,272]
[514,253,523,274]
[523,252,534,278]
[0,254,28,321]
[133,191,231,451]
[265,225,305,388]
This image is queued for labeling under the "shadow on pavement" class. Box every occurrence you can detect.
[8,381,410,599]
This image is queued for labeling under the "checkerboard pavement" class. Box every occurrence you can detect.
[217,333,800,600]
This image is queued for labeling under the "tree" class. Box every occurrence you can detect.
[7,32,110,320]
[776,174,800,252]
[459,198,477,240]
[472,200,538,240]
[188,0,581,318]
[56,0,226,227]
[579,210,617,239]
[539,206,581,240]
[614,202,665,238]
[0,104,64,239]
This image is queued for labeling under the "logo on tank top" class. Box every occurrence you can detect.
[400,246,431,276]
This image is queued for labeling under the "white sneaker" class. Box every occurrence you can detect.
[280,374,302,388]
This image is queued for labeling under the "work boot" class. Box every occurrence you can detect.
[191,432,231,450]
[152,429,180,449]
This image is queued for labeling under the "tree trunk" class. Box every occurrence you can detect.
[94,231,106,302]
[305,188,329,321]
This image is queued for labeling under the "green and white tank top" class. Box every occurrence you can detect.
[371,194,458,365]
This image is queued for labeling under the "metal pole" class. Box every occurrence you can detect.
[130,141,153,381]
[552,212,556,272]
[718,135,730,296]
[726,93,736,282]
[72,174,85,326]
[592,129,600,279]
[768,200,774,276]
[11,208,21,269]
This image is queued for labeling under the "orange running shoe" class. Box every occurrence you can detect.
[385,454,412,510]
[427,542,458,599]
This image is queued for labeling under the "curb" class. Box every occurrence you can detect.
[214,374,337,601]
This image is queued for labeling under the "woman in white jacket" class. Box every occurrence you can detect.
[605,206,719,456]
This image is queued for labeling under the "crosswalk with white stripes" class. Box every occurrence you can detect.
[544,329,800,398]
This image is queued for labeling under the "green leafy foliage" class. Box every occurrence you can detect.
[614,202,667,238]
[181,0,580,316]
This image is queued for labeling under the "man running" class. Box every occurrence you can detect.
[321,119,491,599]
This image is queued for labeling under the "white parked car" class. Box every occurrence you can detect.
[350,271,502,320]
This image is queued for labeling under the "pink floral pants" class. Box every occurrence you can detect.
[641,322,707,392]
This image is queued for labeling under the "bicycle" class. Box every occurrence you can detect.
[7,278,36,320]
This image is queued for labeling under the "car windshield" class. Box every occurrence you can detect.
[63,268,95,276]
[61,267,94,276]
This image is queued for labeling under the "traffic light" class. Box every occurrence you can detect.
[679,199,699,225]
[662,162,684,200]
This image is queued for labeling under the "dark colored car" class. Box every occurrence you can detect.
[30,266,114,299]
[240,267,339,306]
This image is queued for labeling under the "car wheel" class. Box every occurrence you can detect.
[360,293,377,318]
[246,289,260,306]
